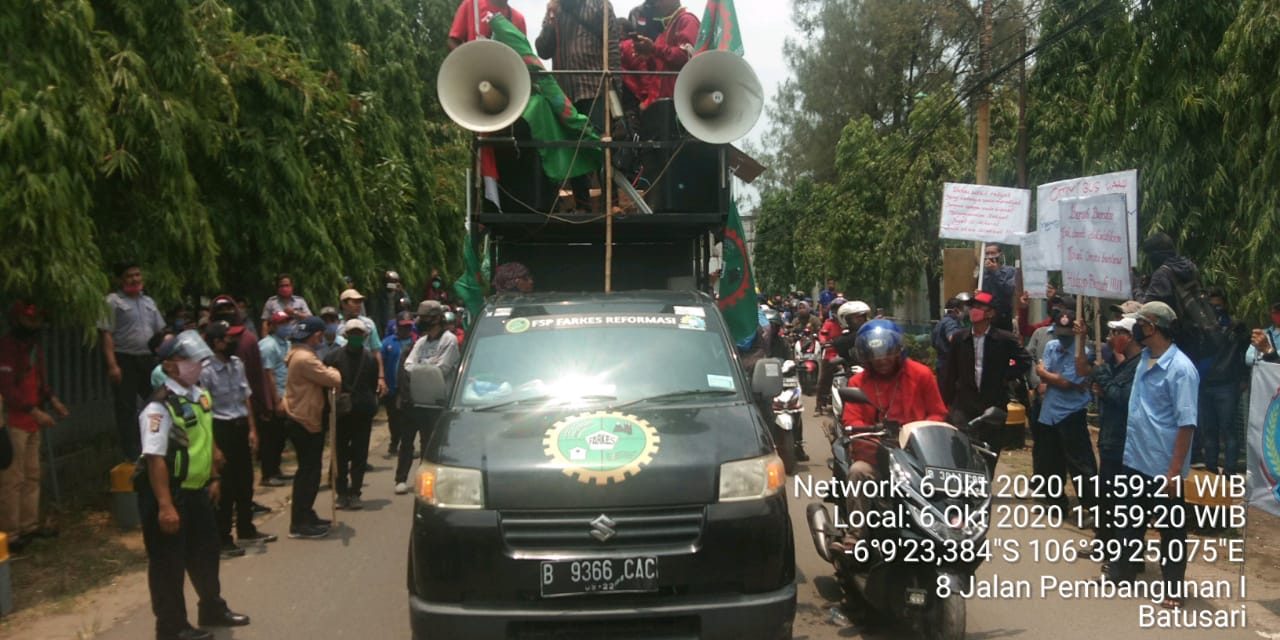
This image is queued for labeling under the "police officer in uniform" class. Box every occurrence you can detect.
[137,331,249,640]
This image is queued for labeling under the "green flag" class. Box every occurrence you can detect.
[717,201,758,345]
[695,0,744,55]
[489,16,602,181]
[453,235,486,329]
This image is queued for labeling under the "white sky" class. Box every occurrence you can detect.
[505,0,792,211]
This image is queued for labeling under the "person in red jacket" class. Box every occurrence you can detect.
[627,0,699,107]
[839,320,948,541]
[0,301,68,551]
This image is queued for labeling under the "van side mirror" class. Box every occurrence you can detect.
[752,358,784,398]
[837,387,871,406]
[405,362,448,408]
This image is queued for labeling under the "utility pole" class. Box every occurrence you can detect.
[975,0,993,289]
[1016,21,1028,189]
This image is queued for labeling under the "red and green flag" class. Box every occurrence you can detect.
[695,0,743,55]
[717,201,759,345]
[490,16,602,182]
[453,235,488,330]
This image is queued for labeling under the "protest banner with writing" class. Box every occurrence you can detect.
[1248,362,1280,517]
[1035,169,1138,269]
[1058,194,1130,298]
[1019,231,1049,298]
[939,183,1031,244]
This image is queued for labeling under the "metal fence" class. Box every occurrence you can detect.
[37,328,120,508]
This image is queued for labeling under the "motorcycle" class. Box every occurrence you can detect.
[792,329,820,396]
[827,356,862,423]
[806,387,1005,640]
[772,359,807,474]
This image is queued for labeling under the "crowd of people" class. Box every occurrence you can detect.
[764,231,1272,611]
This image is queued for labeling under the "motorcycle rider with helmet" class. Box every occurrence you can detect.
[815,297,847,415]
[831,300,872,364]
[838,320,949,542]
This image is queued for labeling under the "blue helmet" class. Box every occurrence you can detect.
[855,319,905,373]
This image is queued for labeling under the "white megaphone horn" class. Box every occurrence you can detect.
[674,50,764,144]
[437,40,531,133]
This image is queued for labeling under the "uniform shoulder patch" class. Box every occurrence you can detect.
[147,413,164,433]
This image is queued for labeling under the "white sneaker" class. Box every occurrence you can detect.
[394,482,410,495]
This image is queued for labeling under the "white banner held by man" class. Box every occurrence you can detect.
[1019,231,1048,298]
[1248,362,1280,517]
[939,183,1031,244]
[1036,169,1138,269]
[1058,194,1130,299]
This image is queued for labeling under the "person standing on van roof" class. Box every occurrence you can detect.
[394,302,462,495]
[493,262,534,294]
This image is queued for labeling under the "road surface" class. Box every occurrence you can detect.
[31,404,1276,639]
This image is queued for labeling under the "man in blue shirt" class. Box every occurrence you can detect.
[1032,309,1096,517]
[930,297,964,377]
[1246,301,1280,367]
[257,311,294,487]
[380,312,418,457]
[1108,302,1199,608]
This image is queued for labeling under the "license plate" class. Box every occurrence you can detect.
[539,557,659,598]
[923,467,989,498]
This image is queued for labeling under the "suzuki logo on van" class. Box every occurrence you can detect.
[589,514,617,542]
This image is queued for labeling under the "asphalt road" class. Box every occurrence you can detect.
[83,403,1267,640]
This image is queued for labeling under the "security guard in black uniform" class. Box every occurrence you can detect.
[137,331,250,640]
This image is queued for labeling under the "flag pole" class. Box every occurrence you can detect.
[603,2,613,293]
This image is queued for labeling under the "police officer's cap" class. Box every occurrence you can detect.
[157,330,213,361]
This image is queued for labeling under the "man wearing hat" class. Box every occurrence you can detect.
[315,306,347,363]
[1032,307,1097,518]
[200,321,276,557]
[338,289,387,397]
[138,330,249,639]
[394,301,461,494]
[257,311,294,487]
[323,320,381,510]
[282,317,343,538]
[0,302,68,552]
[1088,315,1142,548]
[1106,302,1199,606]
[940,291,1031,467]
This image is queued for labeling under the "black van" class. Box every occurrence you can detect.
[406,291,796,639]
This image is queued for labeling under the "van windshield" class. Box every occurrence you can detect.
[458,312,742,409]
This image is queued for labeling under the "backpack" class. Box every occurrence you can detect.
[1163,268,1230,368]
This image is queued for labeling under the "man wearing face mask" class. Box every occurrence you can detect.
[338,289,387,398]
[423,268,452,304]
[282,317,343,538]
[323,321,380,510]
[1087,316,1142,552]
[1106,302,1199,605]
[99,262,167,460]
[394,301,461,495]
[259,274,311,339]
[315,306,347,363]
[940,292,1031,467]
[199,321,276,558]
[381,312,419,458]
[980,244,1018,332]
[1032,309,1097,520]
[137,331,250,640]
[0,302,69,552]
[256,311,294,488]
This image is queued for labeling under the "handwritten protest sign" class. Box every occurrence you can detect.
[1036,170,1137,269]
[939,183,1031,244]
[1019,232,1049,298]
[1059,194,1131,298]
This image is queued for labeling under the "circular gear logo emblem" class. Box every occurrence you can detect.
[505,317,531,334]
[543,411,660,485]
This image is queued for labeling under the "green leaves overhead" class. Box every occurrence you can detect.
[1,0,466,328]
[756,0,1280,320]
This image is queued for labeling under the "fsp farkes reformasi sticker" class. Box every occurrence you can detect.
[543,412,661,485]
[505,313,703,333]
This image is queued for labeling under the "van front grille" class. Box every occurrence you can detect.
[500,506,704,553]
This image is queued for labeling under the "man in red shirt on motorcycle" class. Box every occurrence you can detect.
[838,320,949,540]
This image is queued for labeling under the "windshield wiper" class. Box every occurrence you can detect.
[611,389,737,410]
[472,394,616,412]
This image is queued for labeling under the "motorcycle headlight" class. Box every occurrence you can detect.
[417,462,484,509]
[719,454,786,502]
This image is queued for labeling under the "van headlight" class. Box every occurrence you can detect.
[417,462,484,509]
[718,454,786,502]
